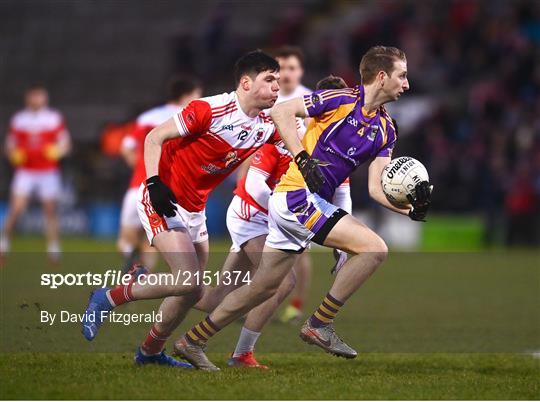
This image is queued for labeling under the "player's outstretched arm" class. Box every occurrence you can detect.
[368,156,411,215]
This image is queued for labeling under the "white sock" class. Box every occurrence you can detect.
[233,326,261,357]
[47,242,61,263]
[120,243,134,257]
[47,241,61,254]
[0,235,10,253]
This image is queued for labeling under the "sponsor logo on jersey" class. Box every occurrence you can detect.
[347,146,356,156]
[346,116,358,127]
[252,152,262,164]
[368,125,379,141]
[221,124,234,131]
[186,111,196,125]
[201,164,222,174]
[200,152,241,175]
[324,146,358,166]
[311,93,322,105]
[224,151,240,168]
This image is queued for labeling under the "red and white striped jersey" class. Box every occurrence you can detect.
[7,108,69,170]
[159,91,281,212]
[126,104,181,188]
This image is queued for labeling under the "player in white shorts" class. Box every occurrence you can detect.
[190,75,351,369]
[1,85,71,263]
[117,75,202,271]
[82,51,284,371]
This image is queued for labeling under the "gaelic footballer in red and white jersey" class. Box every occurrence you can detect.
[138,91,281,242]
[7,107,69,172]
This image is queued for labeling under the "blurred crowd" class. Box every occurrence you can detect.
[383,0,540,245]
[315,0,540,245]
[2,0,539,245]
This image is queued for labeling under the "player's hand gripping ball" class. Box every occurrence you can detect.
[407,181,433,221]
[381,156,433,220]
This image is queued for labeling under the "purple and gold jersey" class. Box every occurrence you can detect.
[275,85,397,201]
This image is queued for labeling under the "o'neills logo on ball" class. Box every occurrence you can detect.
[386,157,412,179]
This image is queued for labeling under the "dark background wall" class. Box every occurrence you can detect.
[1,0,539,243]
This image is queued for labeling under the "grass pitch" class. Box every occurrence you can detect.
[1,236,539,399]
[1,353,538,400]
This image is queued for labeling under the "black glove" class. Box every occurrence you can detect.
[146,175,178,218]
[407,181,433,222]
[294,150,326,194]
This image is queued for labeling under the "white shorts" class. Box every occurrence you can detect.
[137,183,208,245]
[266,189,343,252]
[11,169,61,201]
[226,195,269,252]
[120,188,142,228]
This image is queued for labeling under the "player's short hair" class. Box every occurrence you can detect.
[234,50,280,85]
[167,74,201,101]
[272,45,305,68]
[359,46,406,85]
[316,75,347,90]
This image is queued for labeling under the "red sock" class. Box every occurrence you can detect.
[291,297,304,310]
[141,324,169,355]
[107,282,134,306]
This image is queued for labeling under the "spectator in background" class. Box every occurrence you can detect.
[1,85,71,263]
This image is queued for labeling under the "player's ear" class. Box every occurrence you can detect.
[378,70,386,87]
[240,75,251,91]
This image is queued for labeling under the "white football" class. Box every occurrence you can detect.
[381,157,429,206]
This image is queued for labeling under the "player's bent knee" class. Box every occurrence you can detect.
[370,239,388,265]
[349,233,388,259]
